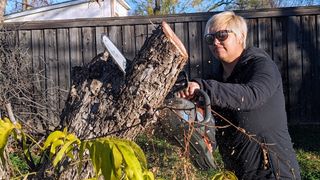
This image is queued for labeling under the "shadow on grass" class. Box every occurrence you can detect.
[289,125,320,153]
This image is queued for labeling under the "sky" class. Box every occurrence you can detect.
[5,0,320,15]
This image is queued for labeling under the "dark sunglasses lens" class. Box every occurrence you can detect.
[205,34,214,45]
[216,31,229,41]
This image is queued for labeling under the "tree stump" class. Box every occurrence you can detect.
[58,21,188,179]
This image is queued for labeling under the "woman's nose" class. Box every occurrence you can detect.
[213,37,221,45]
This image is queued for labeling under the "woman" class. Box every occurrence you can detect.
[178,11,301,179]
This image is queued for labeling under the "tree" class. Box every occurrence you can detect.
[5,0,56,14]
[227,0,318,10]
[0,0,7,25]
[129,0,234,15]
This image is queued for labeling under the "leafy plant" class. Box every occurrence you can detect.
[0,117,21,162]
[212,170,237,180]
[43,128,81,166]
[79,137,154,180]
[1,117,155,179]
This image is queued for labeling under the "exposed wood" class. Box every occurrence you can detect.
[162,22,187,59]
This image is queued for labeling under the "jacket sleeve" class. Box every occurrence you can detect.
[193,57,282,111]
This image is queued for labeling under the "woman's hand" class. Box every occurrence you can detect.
[177,82,200,99]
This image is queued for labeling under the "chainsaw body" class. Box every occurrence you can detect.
[160,71,216,170]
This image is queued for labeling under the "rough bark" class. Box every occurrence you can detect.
[0,0,7,27]
[58,21,188,179]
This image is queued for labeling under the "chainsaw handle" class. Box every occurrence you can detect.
[194,89,212,125]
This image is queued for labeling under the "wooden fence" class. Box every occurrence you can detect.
[4,6,320,124]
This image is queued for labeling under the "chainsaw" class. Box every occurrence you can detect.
[159,71,216,170]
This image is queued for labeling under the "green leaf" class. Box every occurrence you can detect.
[224,171,238,180]
[118,138,148,169]
[143,171,155,180]
[21,132,32,162]
[212,172,224,180]
[0,117,17,161]
[66,133,78,142]
[112,145,123,178]
[212,171,238,180]
[98,142,114,180]
[84,137,154,180]
[43,131,66,149]
[65,143,76,160]
[52,139,77,167]
[116,143,143,180]
[78,141,89,174]
[100,137,148,169]
[49,139,64,158]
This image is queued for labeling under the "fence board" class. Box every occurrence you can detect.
[301,16,317,123]
[18,30,32,54]
[134,24,147,54]
[272,17,289,107]
[122,25,135,61]
[287,16,303,124]
[246,18,258,47]
[188,22,202,79]
[316,15,320,123]
[44,29,59,125]
[108,26,122,52]
[69,28,83,67]
[258,18,272,55]
[174,22,190,74]
[95,26,106,54]
[82,27,96,64]
[57,28,70,108]
[31,30,45,92]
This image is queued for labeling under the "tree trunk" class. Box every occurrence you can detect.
[58,21,188,179]
[0,0,7,26]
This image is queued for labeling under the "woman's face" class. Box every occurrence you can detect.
[207,26,244,64]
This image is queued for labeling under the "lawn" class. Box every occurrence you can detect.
[136,125,320,179]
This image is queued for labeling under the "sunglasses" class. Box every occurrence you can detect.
[204,30,233,44]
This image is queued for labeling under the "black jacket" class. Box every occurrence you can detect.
[194,47,300,179]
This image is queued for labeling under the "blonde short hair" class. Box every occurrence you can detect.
[205,11,247,48]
